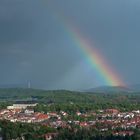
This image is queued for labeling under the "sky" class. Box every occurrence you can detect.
[0,0,140,90]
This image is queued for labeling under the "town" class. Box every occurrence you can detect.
[0,101,140,139]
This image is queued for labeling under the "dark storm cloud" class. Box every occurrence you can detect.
[49,0,140,87]
[0,0,82,89]
[0,0,140,89]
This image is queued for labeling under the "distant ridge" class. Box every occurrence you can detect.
[1,84,140,93]
[85,85,140,93]
[0,84,27,88]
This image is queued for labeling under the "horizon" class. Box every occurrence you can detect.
[0,84,137,91]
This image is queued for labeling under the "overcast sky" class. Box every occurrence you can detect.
[0,0,140,90]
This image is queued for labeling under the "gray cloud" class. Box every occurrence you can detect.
[0,0,140,89]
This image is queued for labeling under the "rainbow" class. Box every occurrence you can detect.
[65,26,126,87]
[45,3,126,87]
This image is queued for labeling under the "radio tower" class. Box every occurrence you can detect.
[28,81,31,89]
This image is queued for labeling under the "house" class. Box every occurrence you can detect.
[80,122,88,127]
[35,113,49,122]
[24,109,34,114]
[45,133,58,140]
[105,109,119,114]
[76,112,81,116]
[113,131,134,136]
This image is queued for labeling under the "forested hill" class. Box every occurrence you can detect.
[0,88,98,103]
[0,88,139,105]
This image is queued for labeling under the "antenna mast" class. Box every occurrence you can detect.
[28,81,31,89]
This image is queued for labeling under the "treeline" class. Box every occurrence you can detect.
[54,128,133,140]
[0,120,140,140]
[34,102,140,114]
[0,120,56,140]
[0,88,140,103]
[0,88,140,111]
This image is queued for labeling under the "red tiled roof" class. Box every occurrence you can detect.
[36,114,48,120]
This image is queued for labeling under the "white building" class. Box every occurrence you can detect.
[7,101,37,109]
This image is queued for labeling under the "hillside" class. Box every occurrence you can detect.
[86,86,134,93]
[0,88,139,105]
[85,85,140,93]
[0,88,107,103]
